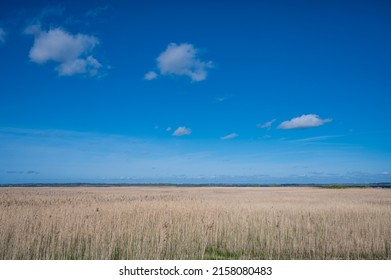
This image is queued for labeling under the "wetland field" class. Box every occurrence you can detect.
[0,186,390,260]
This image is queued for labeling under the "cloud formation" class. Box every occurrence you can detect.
[220,133,239,140]
[144,71,158,80]
[147,43,213,82]
[26,26,102,76]
[215,94,233,103]
[173,126,192,136]
[257,119,276,129]
[6,170,39,174]
[0,28,5,43]
[278,114,332,129]
[37,6,65,20]
[85,5,110,17]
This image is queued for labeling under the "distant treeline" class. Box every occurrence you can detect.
[1,183,391,188]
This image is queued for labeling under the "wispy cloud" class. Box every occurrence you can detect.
[166,127,172,132]
[278,114,332,129]
[144,71,158,80]
[6,170,39,175]
[0,27,5,43]
[25,26,102,76]
[220,133,239,140]
[0,127,177,182]
[6,171,23,174]
[85,6,110,17]
[257,119,276,129]
[287,135,342,143]
[1,127,390,184]
[40,6,64,18]
[30,5,65,24]
[173,126,192,136]
[215,94,233,103]
[147,43,213,82]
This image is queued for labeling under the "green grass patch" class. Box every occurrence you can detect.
[204,245,242,260]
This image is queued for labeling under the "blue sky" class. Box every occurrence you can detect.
[1,0,390,184]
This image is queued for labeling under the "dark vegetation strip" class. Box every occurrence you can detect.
[0,183,390,188]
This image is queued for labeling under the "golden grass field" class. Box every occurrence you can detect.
[0,186,390,260]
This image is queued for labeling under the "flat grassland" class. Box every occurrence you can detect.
[0,186,390,260]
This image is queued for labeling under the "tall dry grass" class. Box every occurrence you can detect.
[0,186,390,259]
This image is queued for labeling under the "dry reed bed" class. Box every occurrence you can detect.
[0,186,390,259]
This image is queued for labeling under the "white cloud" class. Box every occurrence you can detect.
[152,43,213,82]
[220,133,239,140]
[166,127,172,132]
[278,114,332,129]
[27,26,102,76]
[257,119,276,129]
[144,71,158,80]
[173,126,191,136]
[0,28,5,43]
